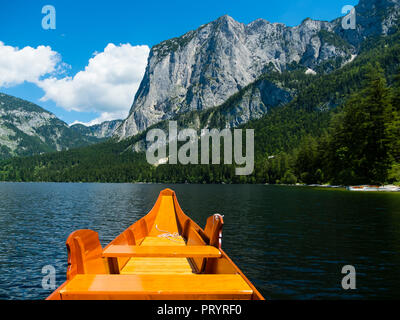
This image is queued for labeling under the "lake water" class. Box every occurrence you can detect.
[0,182,399,300]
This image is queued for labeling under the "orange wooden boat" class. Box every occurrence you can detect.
[47,189,264,300]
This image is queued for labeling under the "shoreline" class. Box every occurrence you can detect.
[278,183,400,192]
[1,180,399,192]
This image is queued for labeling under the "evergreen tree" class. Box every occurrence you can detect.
[327,64,393,184]
[294,135,320,184]
[386,70,400,170]
[391,71,400,111]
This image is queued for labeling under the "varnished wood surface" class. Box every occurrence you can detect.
[121,257,195,274]
[118,235,195,275]
[59,274,253,300]
[103,245,222,258]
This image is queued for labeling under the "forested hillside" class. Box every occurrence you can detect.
[0,93,103,160]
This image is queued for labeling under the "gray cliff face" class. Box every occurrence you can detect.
[115,0,400,139]
[115,16,349,138]
[203,79,294,130]
[129,78,294,153]
[70,120,123,139]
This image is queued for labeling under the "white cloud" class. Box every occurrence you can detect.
[0,41,149,124]
[0,41,61,87]
[70,112,122,127]
[38,43,150,123]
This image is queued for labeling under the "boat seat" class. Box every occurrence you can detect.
[120,257,195,274]
[103,245,222,258]
[119,236,194,274]
[59,274,253,300]
[66,229,108,279]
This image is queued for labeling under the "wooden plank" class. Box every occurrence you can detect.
[59,274,253,300]
[140,236,186,246]
[103,245,221,258]
[120,257,195,275]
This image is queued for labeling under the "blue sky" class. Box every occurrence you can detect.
[0,0,358,125]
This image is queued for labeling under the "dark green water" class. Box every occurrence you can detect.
[0,182,399,300]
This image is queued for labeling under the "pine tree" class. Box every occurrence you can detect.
[327,63,393,184]
[386,70,400,168]
[391,71,400,111]
[294,135,319,184]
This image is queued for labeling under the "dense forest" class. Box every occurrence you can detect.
[281,65,400,186]
[1,29,400,186]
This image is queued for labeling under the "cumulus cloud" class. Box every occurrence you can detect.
[0,41,149,124]
[70,112,122,127]
[38,43,150,123]
[0,41,61,87]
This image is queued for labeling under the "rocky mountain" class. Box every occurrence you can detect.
[70,120,123,139]
[115,0,400,139]
[0,93,105,159]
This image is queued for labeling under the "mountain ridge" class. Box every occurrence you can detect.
[70,120,123,139]
[114,15,345,138]
[0,92,119,159]
[114,0,400,139]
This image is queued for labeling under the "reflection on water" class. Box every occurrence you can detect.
[0,182,399,299]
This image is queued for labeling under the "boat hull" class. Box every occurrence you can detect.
[47,188,264,300]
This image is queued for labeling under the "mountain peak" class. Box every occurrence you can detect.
[246,18,271,28]
[216,14,235,22]
[213,14,242,30]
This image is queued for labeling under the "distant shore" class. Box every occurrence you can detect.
[0,180,400,192]
[276,183,400,192]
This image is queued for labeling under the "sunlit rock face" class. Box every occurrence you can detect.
[115,0,400,139]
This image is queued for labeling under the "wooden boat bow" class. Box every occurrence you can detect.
[47,188,264,300]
